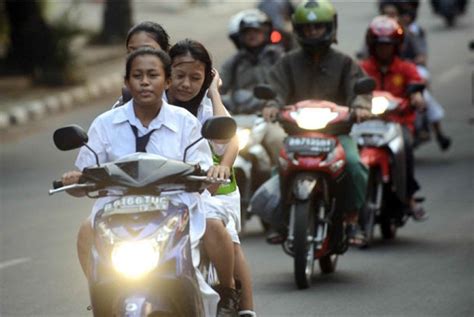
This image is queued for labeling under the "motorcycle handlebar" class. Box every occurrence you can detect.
[186,175,231,185]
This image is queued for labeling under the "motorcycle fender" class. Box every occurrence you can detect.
[388,126,407,202]
[113,284,205,317]
[359,148,391,182]
[116,296,164,317]
[291,174,318,201]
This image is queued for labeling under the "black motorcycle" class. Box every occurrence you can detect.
[49,117,235,317]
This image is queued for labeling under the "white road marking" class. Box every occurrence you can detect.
[0,258,31,270]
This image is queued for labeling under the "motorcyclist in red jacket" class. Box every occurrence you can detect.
[360,15,427,221]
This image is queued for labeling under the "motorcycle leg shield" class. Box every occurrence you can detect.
[248,174,282,226]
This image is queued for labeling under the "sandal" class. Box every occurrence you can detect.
[408,205,429,222]
[346,224,367,248]
[265,229,286,244]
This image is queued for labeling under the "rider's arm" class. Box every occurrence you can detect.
[261,57,291,121]
[343,57,372,111]
[405,61,426,111]
[61,170,86,197]
[60,117,108,198]
[267,57,292,108]
[206,71,239,179]
[208,69,231,117]
[408,29,428,66]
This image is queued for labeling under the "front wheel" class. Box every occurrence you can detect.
[293,200,315,289]
[361,168,383,247]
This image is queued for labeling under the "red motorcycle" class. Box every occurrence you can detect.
[254,79,374,289]
[351,85,424,245]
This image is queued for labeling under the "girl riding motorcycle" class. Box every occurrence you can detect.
[61,47,224,316]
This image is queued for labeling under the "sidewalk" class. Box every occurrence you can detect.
[0,43,125,129]
[0,0,256,130]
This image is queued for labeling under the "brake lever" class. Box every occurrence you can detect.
[48,183,96,195]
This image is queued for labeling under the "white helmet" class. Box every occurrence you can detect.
[228,9,271,49]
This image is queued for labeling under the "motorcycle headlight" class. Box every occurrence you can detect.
[237,128,251,151]
[371,96,390,115]
[291,108,338,130]
[111,239,160,279]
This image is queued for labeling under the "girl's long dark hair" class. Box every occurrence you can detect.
[126,21,170,52]
[168,39,213,117]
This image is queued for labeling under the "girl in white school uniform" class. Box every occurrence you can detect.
[166,39,256,317]
[62,47,228,317]
[108,22,241,316]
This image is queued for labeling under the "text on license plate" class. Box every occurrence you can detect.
[285,137,335,153]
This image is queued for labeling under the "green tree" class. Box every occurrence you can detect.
[3,0,81,85]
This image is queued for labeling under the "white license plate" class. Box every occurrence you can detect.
[285,137,335,154]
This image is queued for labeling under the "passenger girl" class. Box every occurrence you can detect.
[166,39,256,317]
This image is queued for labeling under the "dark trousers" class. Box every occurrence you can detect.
[402,126,420,197]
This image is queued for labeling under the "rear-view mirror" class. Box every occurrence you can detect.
[201,116,236,140]
[354,77,376,95]
[53,125,88,151]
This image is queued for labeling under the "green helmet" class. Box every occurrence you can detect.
[292,0,338,54]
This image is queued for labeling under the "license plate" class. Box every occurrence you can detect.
[103,195,170,215]
[352,120,390,135]
[285,137,335,154]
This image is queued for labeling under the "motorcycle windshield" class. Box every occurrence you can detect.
[84,153,196,188]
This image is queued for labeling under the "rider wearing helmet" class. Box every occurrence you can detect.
[220,9,284,114]
[396,0,452,150]
[357,1,423,64]
[258,0,297,51]
[360,15,427,221]
[262,0,372,246]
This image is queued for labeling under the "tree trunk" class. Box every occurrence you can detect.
[4,0,55,74]
[100,0,132,44]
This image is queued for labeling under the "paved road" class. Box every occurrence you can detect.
[1,2,473,316]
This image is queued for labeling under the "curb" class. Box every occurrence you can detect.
[0,72,124,130]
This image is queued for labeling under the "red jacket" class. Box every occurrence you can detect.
[360,57,424,131]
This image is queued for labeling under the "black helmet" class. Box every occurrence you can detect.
[292,0,338,54]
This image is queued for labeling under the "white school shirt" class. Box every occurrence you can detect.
[75,99,213,241]
[163,92,229,155]
[76,99,223,316]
